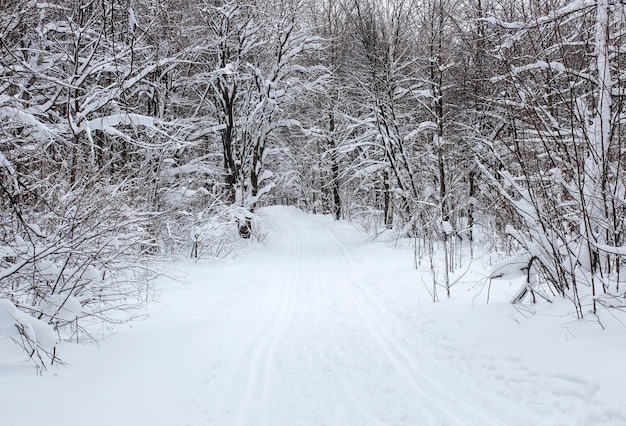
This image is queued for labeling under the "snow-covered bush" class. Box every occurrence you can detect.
[0,298,59,372]
[482,0,626,317]
[158,202,244,259]
[0,182,157,368]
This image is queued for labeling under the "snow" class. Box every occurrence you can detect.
[128,8,137,33]
[42,21,72,35]
[0,299,57,353]
[483,0,596,30]
[40,294,84,322]
[0,151,12,169]
[489,253,530,280]
[35,259,60,280]
[1,206,625,425]
[26,223,46,238]
[441,220,454,234]
[0,106,55,139]
[404,121,438,140]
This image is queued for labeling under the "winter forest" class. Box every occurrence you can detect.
[1,0,626,376]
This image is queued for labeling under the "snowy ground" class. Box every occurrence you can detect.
[1,206,625,425]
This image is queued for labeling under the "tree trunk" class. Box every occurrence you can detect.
[329,112,341,220]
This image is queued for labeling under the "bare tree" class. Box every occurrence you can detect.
[0,0,184,366]
[483,0,626,316]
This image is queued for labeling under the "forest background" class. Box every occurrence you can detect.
[1,0,625,368]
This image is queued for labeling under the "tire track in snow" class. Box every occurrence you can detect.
[235,224,302,426]
[315,220,505,426]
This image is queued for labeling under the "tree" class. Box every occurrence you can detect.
[193,0,323,235]
[0,0,183,367]
[483,0,626,316]
[340,0,425,229]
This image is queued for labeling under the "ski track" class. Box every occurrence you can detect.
[316,222,504,426]
[183,207,617,425]
[235,223,301,426]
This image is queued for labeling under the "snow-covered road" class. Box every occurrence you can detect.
[1,206,625,425]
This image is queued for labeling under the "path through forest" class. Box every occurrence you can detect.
[183,206,502,425]
[1,206,624,425]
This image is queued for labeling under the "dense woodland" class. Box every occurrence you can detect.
[1,0,625,368]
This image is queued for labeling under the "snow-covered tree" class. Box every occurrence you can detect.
[0,0,183,366]
[483,0,626,316]
[338,0,424,229]
[188,0,324,235]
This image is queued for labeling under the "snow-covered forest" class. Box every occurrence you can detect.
[1,0,626,376]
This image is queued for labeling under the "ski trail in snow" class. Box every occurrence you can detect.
[277,212,386,423]
[186,207,509,425]
[315,221,504,426]
[3,206,623,426]
[235,222,301,426]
